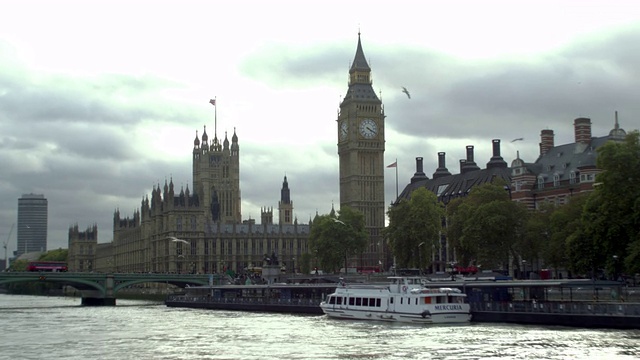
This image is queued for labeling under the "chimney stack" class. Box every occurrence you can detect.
[574,117,592,145]
[539,129,555,156]
[410,157,428,183]
[461,145,480,173]
[432,152,452,179]
[486,139,507,168]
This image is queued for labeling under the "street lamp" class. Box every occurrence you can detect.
[417,242,425,274]
[522,260,527,280]
[449,261,456,281]
[612,255,619,282]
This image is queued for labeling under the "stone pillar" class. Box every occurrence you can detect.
[262,265,282,284]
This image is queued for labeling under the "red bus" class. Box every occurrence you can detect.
[357,266,381,274]
[27,261,68,272]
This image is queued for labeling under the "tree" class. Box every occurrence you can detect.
[308,206,368,273]
[447,180,528,271]
[40,248,68,262]
[582,131,640,277]
[547,194,588,277]
[522,202,554,275]
[385,187,444,270]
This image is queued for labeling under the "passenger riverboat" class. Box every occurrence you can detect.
[320,277,471,324]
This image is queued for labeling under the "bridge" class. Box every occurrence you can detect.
[0,272,221,306]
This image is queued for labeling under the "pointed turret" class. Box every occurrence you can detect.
[223,131,230,151]
[201,125,208,145]
[609,110,627,141]
[279,175,293,225]
[350,32,371,73]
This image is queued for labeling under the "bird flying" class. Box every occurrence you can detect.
[511,138,524,143]
[169,236,189,244]
[332,218,346,225]
[401,87,411,99]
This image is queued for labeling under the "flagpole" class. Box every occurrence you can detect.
[214,96,217,138]
[394,158,398,199]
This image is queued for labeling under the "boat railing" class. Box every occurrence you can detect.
[342,284,389,290]
[471,300,640,317]
[166,294,323,306]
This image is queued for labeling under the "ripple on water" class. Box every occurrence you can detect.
[1,295,640,360]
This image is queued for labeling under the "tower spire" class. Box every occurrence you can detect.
[209,97,217,139]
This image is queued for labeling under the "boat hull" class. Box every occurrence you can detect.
[322,307,471,324]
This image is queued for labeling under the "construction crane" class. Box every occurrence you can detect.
[3,224,14,271]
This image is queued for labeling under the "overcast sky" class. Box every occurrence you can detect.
[1,0,639,254]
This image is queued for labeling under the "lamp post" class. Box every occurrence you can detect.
[522,260,527,280]
[449,261,456,281]
[612,255,619,282]
[417,242,425,274]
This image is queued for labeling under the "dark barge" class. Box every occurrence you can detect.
[437,278,640,329]
[165,279,338,314]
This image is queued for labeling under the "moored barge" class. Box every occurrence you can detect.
[165,280,338,314]
[431,278,640,329]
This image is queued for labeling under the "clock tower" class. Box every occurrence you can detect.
[337,33,386,268]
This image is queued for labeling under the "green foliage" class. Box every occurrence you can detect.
[522,202,554,267]
[447,180,527,270]
[547,194,588,274]
[385,187,444,269]
[582,131,640,276]
[9,259,28,271]
[39,248,68,261]
[309,206,368,273]
[299,253,312,274]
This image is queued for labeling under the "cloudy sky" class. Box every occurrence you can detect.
[1,0,639,254]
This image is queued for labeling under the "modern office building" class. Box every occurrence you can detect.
[16,193,48,257]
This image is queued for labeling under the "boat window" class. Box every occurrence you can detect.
[362,298,369,306]
[376,298,381,307]
[336,297,343,305]
[390,297,394,304]
[328,296,335,305]
[349,297,355,306]
[370,298,376,307]
[356,298,362,306]
[424,297,431,304]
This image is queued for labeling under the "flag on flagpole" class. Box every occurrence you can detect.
[387,161,397,168]
[209,99,216,106]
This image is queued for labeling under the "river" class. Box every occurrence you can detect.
[1,294,639,359]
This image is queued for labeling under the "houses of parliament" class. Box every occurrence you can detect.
[67,34,388,274]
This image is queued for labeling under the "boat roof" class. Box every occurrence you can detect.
[425,279,622,289]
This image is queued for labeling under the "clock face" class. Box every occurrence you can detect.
[359,118,377,138]
[340,122,348,140]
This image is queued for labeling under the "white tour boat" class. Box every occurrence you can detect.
[320,276,471,324]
